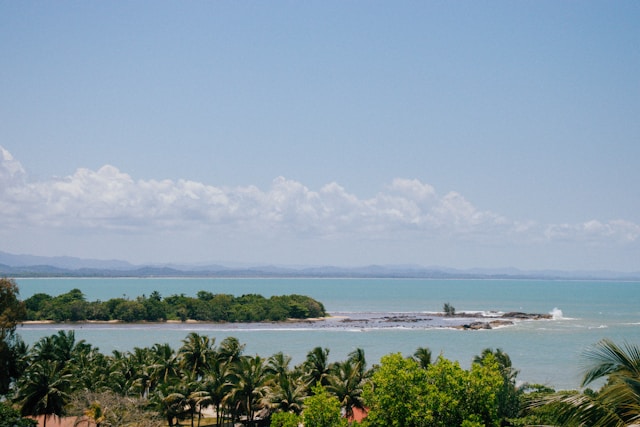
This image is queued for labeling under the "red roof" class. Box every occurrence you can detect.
[348,407,368,423]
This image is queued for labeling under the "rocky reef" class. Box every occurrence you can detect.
[331,310,553,330]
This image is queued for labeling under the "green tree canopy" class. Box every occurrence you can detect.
[0,278,26,338]
[15,360,72,427]
[0,401,36,427]
[303,385,344,427]
[23,290,326,323]
[0,278,27,395]
[363,352,504,427]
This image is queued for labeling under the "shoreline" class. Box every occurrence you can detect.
[19,316,331,326]
[19,311,551,331]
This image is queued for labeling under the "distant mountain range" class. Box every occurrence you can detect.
[0,250,638,280]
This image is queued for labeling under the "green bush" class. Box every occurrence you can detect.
[271,411,301,427]
[0,401,36,427]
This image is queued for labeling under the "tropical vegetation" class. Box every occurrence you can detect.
[531,339,640,426]
[23,288,327,322]
[2,278,640,427]
[0,326,548,427]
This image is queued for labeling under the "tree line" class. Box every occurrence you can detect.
[3,328,537,427]
[23,288,327,323]
[2,278,640,427]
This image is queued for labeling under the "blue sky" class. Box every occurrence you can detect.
[1,1,639,271]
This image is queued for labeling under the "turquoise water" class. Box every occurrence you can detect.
[15,278,640,391]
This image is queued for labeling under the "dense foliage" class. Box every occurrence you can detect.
[532,339,640,426]
[23,288,327,322]
[4,328,635,427]
[363,353,504,427]
[304,385,344,427]
[1,327,565,427]
[0,278,27,395]
[0,401,36,427]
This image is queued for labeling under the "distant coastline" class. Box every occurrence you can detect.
[3,264,640,281]
[2,250,639,280]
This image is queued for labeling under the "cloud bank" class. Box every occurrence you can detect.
[1,146,638,244]
[1,146,638,268]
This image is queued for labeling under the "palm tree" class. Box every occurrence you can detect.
[181,341,240,427]
[1,334,29,395]
[348,347,372,381]
[151,343,181,386]
[303,347,332,389]
[537,339,640,426]
[473,348,520,420]
[267,352,292,382]
[230,355,270,426]
[129,347,155,398]
[31,331,95,393]
[179,332,216,380]
[184,371,209,427]
[200,357,233,427]
[161,370,201,427]
[266,371,307,415]
[53,330,91,362]
[327,358,366,420]
[33,330,90,366]
[413,346,432,370]
[108,349,137,395]
[152,381,187,427]
[473,348,517,381]
[31,335,56,362]
[72,346,111,392]
[264,352,306,415]
[15,359,72,427]
[218,336,245,364]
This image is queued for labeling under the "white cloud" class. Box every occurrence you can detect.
[545,220,640,243]
[0,146,26,189]
[0,146,637,250]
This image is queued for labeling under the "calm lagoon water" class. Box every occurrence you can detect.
[15,277,640,391]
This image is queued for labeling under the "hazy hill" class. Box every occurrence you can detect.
[0,250,638,280]
[0,250,134,270]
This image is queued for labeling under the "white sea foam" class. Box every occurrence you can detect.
[489,323,512,330]
[480,310,504,317]
[549,307,565,320]
[588,325,608,330]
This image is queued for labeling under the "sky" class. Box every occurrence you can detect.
[1,1,639,271]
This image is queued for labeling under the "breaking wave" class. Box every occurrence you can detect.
[549,308,565,320]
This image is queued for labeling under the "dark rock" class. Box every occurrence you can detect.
[502,312,552,319]
[489,320,513,328]
[458,322,492,330]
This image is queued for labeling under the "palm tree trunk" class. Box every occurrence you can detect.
[246,397,252,427]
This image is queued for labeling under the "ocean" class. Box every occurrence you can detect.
[14,277,640,391]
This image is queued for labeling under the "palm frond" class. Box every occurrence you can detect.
[582,339,640,387]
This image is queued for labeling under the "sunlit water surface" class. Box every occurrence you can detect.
[16,278,640,391]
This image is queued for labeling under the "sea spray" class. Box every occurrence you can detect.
[549,307,564,320]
